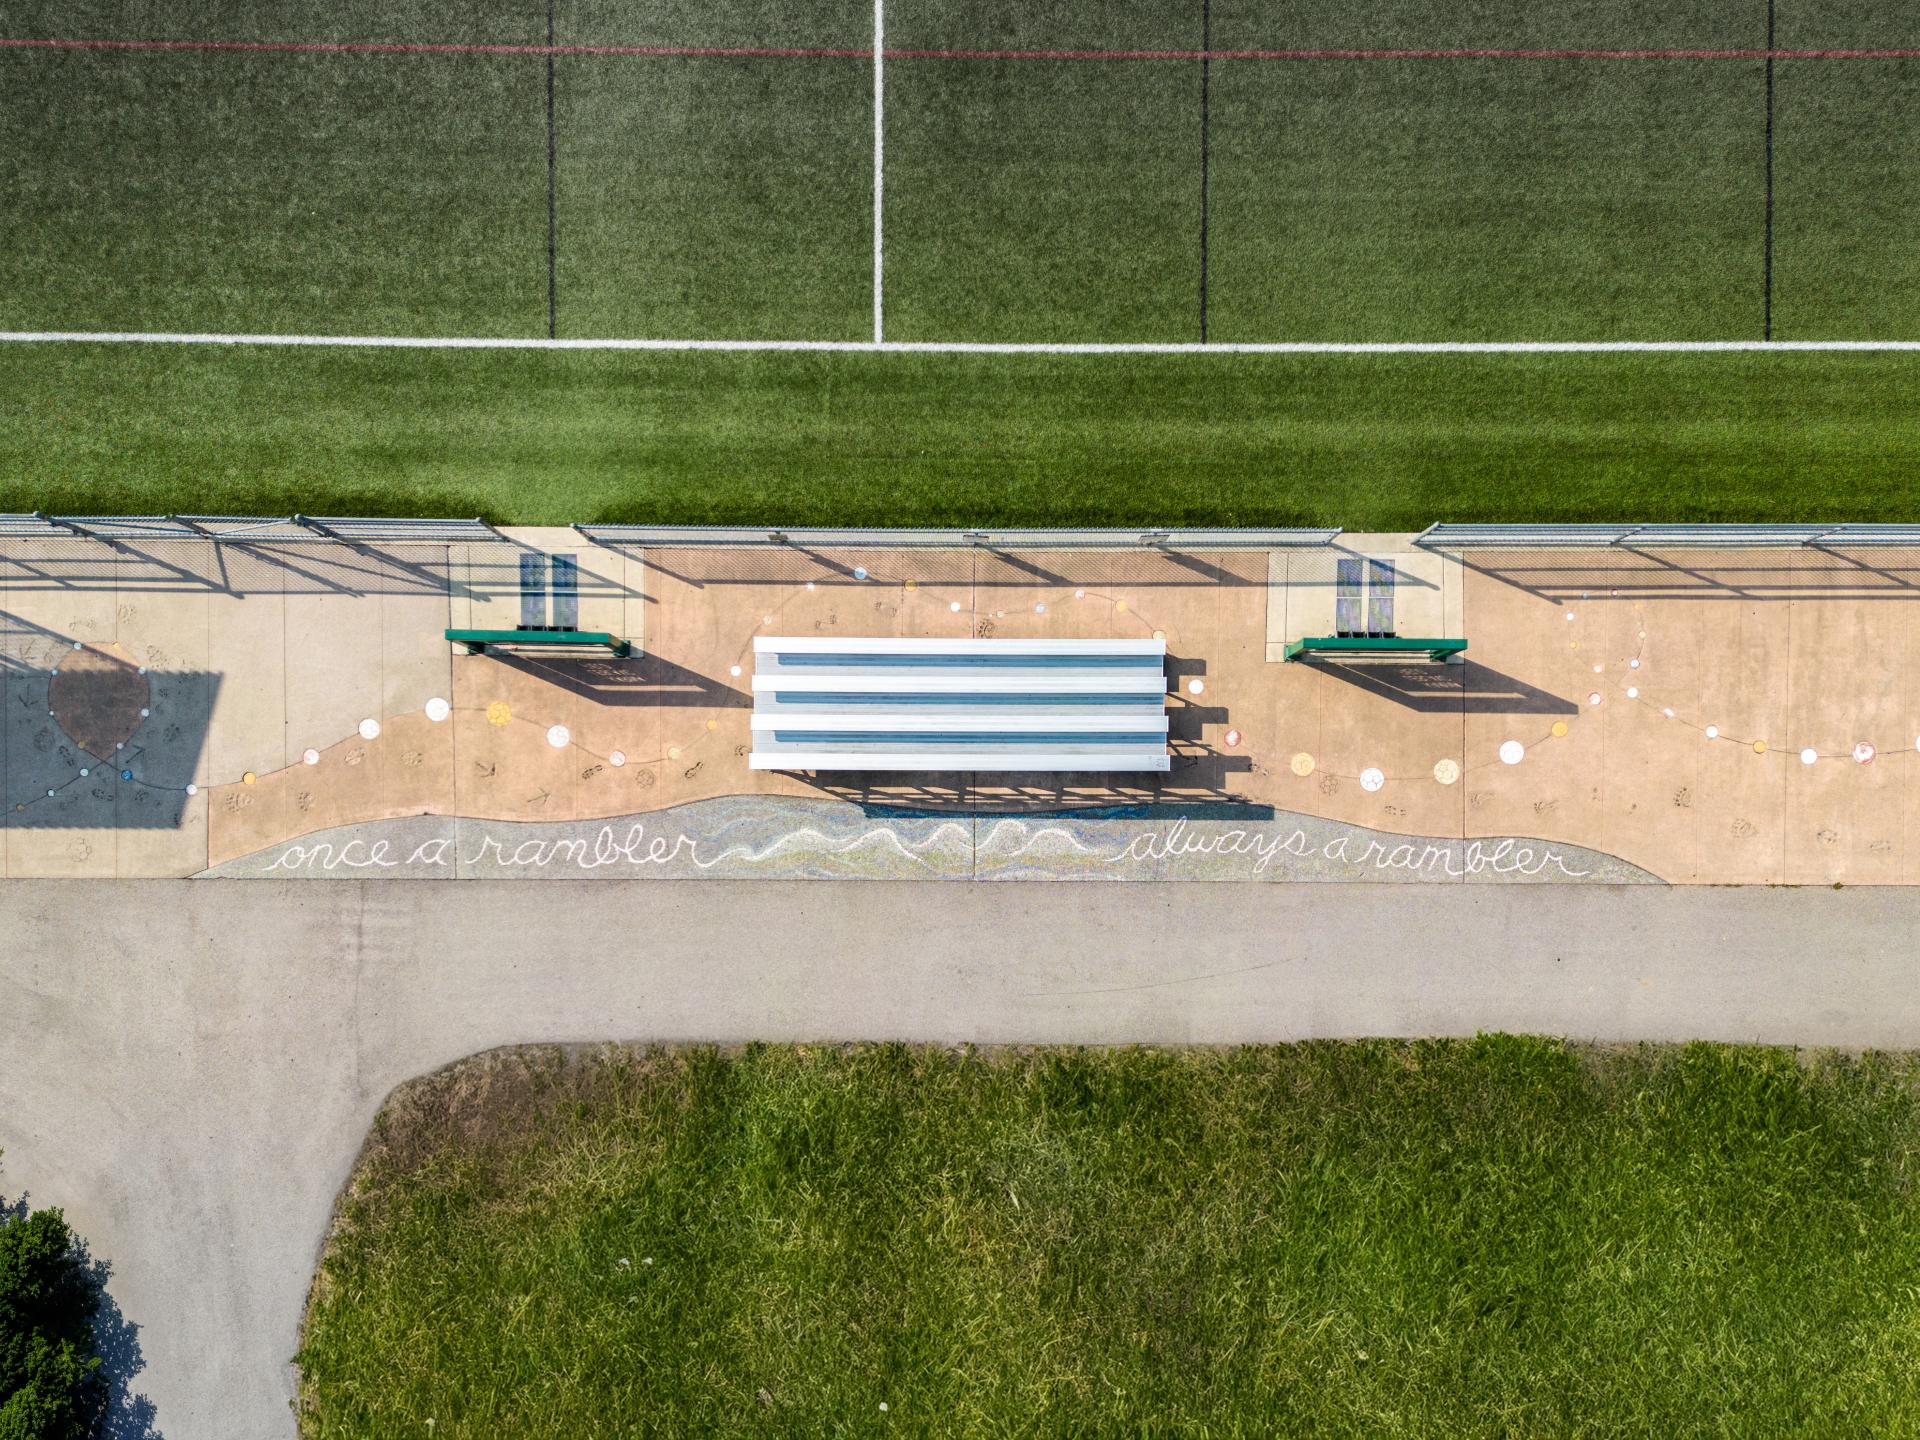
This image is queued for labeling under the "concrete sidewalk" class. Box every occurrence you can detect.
[10,532,1920,885]
[4,879,1920,1438]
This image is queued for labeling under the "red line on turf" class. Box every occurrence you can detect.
[0,37,870,59]
[4,37,1920,61]
[890,47,1920,60]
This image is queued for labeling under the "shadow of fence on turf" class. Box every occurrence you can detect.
[614,543,1275,592]
[0,538,640,604]
[1455,545,1920,603]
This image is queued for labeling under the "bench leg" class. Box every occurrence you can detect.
[611,640,632,658]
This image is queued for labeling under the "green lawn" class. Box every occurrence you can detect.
[2,0,1918,523]
[3,345,1920,527]
[296,1039,1920,1437]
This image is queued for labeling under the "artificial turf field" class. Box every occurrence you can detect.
[2,0,1920,523]
[296,1040,1920,1437]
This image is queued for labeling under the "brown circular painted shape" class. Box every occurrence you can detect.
[48,645,150,760]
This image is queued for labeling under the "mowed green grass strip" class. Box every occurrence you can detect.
[296,1039,1920,1437]
[3,345,1918,527]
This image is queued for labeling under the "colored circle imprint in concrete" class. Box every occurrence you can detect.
[1499,740,1525,765]
[546,725,571,749]
[1801,748,1819,766]
[1855,742,1877,765]
[1551,721,1569,738]
[486,701,511,727]
[1289,752,1315,777]
[1433,758,1460,785]
[47,644,148,760]
[424,697,450,723]
[1359,768,1385,793]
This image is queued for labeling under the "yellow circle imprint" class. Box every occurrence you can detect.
[1753,740,1768,755]
[1551,721,1569,738]
[242,771,257,785]
[1433,758,1461,786]
[1289,752,1315,778]
[486,701,511,727]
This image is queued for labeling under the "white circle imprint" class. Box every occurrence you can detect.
[1359,767,1385,793]
[358,718,381,741]
[425,697,451,723]
[608,750,627,767]
[1626,687,1639,699]
[546,724,571,749]
[1499,740,1525,765]
[729,665,742,677]
[949,601,962,613]
[1587,692,1602,706]
[1187,679,1205,696]
[1034,603,1046,614]
[185,783,198,796]
[1224,728,1241,748]
[302,748,320,766]
[1433,758,1460,786]
[1629,658,1641,669]
[1801,748,1819,766]
[805,581,816,591]
[1705,726,1719,739]
[853,567,869,580]
[1854,742,1876,765]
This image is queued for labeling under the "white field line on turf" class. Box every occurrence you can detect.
[872,0,885,343]
[3,332,1920,353]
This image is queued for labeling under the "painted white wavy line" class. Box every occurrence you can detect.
[687,822,971,872]
[975,819,1103,861]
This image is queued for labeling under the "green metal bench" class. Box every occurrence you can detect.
[1284,636,1467,663]
[445,628,630,657]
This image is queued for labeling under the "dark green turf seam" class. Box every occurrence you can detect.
[1199,0,1211,344]
[545,0,558,340]
[1763,0,1775,341]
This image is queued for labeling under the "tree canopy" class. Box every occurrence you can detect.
[0,1200,103,1440]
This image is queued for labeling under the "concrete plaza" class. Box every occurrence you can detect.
[5,529,1920,884]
